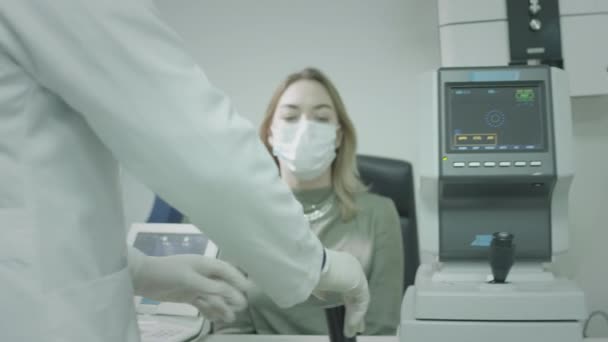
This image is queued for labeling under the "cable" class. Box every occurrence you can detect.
[583,310,608,338]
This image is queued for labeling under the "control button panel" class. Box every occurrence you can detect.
[449,160,547,169]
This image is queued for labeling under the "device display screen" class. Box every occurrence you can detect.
[133,233,208,257]
[446,84,546,152]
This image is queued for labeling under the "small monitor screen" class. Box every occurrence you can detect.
[446,84,546,152]
[133,233,208,257]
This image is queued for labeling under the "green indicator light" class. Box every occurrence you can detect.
[515,89,535,102]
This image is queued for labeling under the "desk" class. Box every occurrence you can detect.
[197,336,396,342]
[196,335,608,342]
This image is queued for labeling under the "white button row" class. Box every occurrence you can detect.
[453,161,543,168]
[514,161,543,167]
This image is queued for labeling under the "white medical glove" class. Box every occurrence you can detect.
[127,247,252,323]
[313,249,370,337]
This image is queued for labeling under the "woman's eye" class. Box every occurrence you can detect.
[283,115,299,122]
[314,114,331,122]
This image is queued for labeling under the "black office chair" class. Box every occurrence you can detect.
[356,155,420,291]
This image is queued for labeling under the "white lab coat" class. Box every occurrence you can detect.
[0,1,323,341]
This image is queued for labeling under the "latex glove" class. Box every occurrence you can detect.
[313,249,370,337]
[128,247,252,323]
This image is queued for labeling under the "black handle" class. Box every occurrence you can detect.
[325,306,357,342]
[490,232,515,283]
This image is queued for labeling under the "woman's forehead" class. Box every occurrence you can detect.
[278,79,333,107]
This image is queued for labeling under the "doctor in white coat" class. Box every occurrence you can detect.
[0,0,369,341]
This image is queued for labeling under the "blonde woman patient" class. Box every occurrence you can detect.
[213,67,404,335]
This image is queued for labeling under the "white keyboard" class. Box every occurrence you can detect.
[138,318,201,342]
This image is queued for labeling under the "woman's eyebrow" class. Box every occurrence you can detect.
[279,104,300,110]
[313,104,333,110]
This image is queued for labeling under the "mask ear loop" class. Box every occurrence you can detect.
[268,124,277,155]
[334,125,343,150]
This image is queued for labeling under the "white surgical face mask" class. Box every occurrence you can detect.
[271,119,338,181]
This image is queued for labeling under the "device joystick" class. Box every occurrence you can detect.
[489,232,515,283]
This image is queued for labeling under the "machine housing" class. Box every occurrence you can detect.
[400,66,586,342]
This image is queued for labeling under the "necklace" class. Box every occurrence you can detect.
[303,193,336,222]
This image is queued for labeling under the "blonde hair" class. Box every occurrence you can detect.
[259,67,366,221]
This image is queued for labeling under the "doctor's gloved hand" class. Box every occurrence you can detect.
[127,247,252,323]
[313,249,370,337]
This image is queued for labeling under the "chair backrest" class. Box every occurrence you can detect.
[147,196,184,223]
[356,155,419,291]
